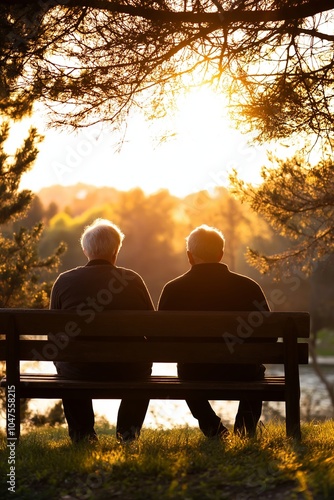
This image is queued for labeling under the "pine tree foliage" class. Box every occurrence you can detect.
[0,123,66,308]
[0,122,36,225]
[230,156,334,275]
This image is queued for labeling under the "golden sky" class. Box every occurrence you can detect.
[15,88,267,196]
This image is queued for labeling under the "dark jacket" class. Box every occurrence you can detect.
[158,263,269,312]
[50,259,154,312]
[158,262,270,380]
[50,259,154,377]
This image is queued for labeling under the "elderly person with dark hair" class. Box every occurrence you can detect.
[158,224,270,439]
[50,218,154,444]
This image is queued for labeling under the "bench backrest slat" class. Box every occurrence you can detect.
[0,310,310,338]
[0,310,310,370]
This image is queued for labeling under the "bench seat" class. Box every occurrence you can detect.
[2,374,287,400]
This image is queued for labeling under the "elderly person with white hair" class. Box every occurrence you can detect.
[50,218,154,444]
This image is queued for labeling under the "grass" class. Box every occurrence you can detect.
[316,329,334,357]
[1,420,334,499]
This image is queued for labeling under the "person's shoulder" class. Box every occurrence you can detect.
[54,266,85,281]
[227,268,262,288]
[162,270,191,290]
[113,266,146,284]
[166,270,191,285]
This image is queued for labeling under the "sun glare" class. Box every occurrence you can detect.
[18,87,266,197]
[175,87,230,134]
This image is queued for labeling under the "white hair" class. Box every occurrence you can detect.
[80,218,124,260]
[186,224,225,262]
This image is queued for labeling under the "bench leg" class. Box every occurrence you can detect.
[285,395,301,440]
[284,321,302,441]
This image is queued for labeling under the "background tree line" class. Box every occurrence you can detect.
[4,181,330,329]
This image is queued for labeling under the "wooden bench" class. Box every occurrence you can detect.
[0,309,310,441]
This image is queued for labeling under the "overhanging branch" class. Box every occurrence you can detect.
[4,0,334,26]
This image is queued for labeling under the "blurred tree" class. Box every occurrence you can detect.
[12,195,45,229]
[30,401,65,428]
[39,183,318,311]
[40,203,115,273]
[41,186,289,305]
[44,201,59,222]
[115,189,185,304]
[184,187,267,271]
[41,188,186,304]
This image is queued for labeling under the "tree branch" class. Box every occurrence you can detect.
[4,0,334,26]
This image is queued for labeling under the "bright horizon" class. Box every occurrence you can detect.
[15,88,269,198]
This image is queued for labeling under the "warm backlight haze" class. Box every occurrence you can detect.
[17,88,267,197]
